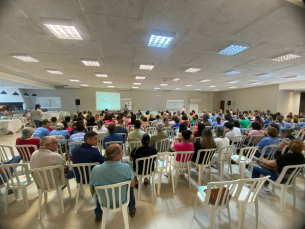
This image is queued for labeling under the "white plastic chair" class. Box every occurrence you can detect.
[156,152,176,195]
[54,135,65,140]
[231,176,270,229]
[214,145,236,180]
[166,130,177,142]
[0,145,15,163]
[141,124,150,132]
[192,149,217,185]
[147,127,156,137]
[68,141,83,156]
[229,146,258,179]
[171,151,193,193]
[269,164,305,211]
[57,139,69,164]
[30,165,72,219]
[0,163,33,214]
[258,145,280,160]
[128,141,141,155]
[95,180,131,229]
[245,135,264,147]
[97,132,108,151]
[15,145,38,163]
[155,138,169,152]
[193,180,239,229]
[134,155,157,199]
[117,133,127,156]
[71,163,99,213]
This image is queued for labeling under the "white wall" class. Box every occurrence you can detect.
[277,90,300,116]
[0,88,24,103]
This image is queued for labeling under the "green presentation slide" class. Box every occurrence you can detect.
[96,92,121,110]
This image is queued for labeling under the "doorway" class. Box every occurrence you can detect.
[220,100,225,111]
[189,103,199,114]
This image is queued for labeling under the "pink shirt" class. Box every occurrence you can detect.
[249,130,264,136]
[174,142,194,161]
[105,120,115,123]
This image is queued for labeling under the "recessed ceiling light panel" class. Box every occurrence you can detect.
[194,89,201,90]
[140,63,154,70]
[135,76,146,79]
[160,84,168,86]
[103,81,112,84]
[154,87,160,90]
[258,73,277,78]
[185,84,193,87]
[218,43,251,55]
[250,82,264,85]
[133,83,141,85]
[228,80,240,84]
[272,54,301,61]
[148,29,176,48]
[175,88,181,90]
[68,79,79,82]
[208,85,216,88]
[95,73,108,77]
[10,53,39,62]
[80,84,88,86]
[107,86,114,88]
[228,86,239,88]
[132,87,138,89]
[185,67,202,73]
[200,79,212,83]
[172,78,180,81]
[225,71,241,75]
[81,59,100,66]
[46,69,63,74]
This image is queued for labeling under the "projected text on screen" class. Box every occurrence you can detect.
[96,92,121,110]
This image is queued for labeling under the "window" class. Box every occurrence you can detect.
[167,100,184,109]
[36,97,61,108]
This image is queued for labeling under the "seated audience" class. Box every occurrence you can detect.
[223,115,231,124]
[270,122,280,133]
[225,122,241,143]
[115,119,128,137]
[94,120,109,134]
[254,115,264,127]
[68,125,86,153]
[212,117,223,129]
[274,128,295,158]
[103,123,124,149]
[151,115,162,126]
[142,117,150,125]
[170,130,194,163]
[172,118,180,129]
[246,122,264,142]
[233,120,240,128]
[275,116,284,128]
[248,139,305,192]
[89,144,136,221]
[150,123,168,150]
[239,115,251,128]
[16,127,40,161]
[72,114,78,122]
[72,131,105,183]
[202,115,211,126]
[62,120,73,133]
[254,127,280,158]
[33,119,50,139]
[87,116,97,126]
[194,123,205,137]
[127,120,145,142]
[71,120,88,135]
[64,116,73,128]
[50,117,57,127]
[284,118,293,128]
[130,134,157,187]
[212,128,230,162]
[293,118,300,130]
[49,123,70,140]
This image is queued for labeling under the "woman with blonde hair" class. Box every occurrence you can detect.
[284,117,293,128]
[275,116,284,128]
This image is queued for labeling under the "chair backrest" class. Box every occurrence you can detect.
[166,130,177,140]
[173,151,194,169]
[54,135,65,139]
[94,180,131,211]
[216,145,236,162]
[233,176,270,204]
[194,137,201,142]
[127,125,134,133]
[231,135,247,150]
[202,180,239,208]
[71,163,99,184]
[0,145,15,163]
[116,133,127,142]
[147,127,156,136]
[190,123,196,131]
[141,124,150,132]
[15,145,38,162]
[87,126,96,131]
[212,125,224,130]
[30,165,65,191]
[236,146,258,163]
[128,141,141,153]
[56,139,68,162]
[0,163,31,189]
[105,141,123,154]
[157,152,176,174]
[193,148,217,165]
[68,142,84,155]
[275,164,305,187]
[155,138,169,152]
[97,132,109,142]
[247,135,264,147]
[134,155,157,177]
[260,145,280,160]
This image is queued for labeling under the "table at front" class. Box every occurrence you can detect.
[0,119,22,134]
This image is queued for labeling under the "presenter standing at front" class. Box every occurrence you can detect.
[181,106,186,113]
[124,104,129,114]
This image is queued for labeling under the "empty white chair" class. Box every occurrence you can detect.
[229,146,258,179]
[71,163,99,213]
[269,164,305,211]
[54,136,65,140]
[15,145,38,163]
[192,149,217,185]
[133,155,157,199]
[171,151,193,193]
[156,152,176,195]
[258,145,280,160]
[0,163,33,214]
[30,165,71,219]
[95,180,131,229]
[214,145,236,180]
[193,180,239,229]
[231,176,270,229]
[57,139,69,163]
[0,145,15,163]
[155,138,169,152]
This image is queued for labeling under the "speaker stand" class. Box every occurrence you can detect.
[77,105,79,114]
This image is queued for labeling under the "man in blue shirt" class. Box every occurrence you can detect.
[69,125,85,154]
[90,144,136,222]
[33,119,50,139]
[72,131,105,183]
[49,123,70,139]
[102,123,123,149]
[172,118,180,129]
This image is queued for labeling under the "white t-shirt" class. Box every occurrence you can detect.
[31,109,43,121]
[214,137,230,149]
[225,127,241,142]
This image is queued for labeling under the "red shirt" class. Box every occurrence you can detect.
[16,138,40,161]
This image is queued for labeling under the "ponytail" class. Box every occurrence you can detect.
[141,134,151,156]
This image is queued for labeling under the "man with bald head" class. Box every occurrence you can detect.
[90,144,136,222]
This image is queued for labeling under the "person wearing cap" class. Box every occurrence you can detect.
[33,119,50,139]
[150,123,168,151]
[16,127,40,161]
[50,123,70,140]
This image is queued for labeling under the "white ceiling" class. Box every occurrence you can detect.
[0,0,305,92]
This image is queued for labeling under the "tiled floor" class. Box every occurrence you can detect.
[1,132,305,229]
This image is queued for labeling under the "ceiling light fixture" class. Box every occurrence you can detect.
[12,91,19,96]
[272,53,301,61]
[213,89,220,91]
[69,79,80,82]
[185,84,193,87]
[140,63,154,70]
[185,67,202,73]
[284,76,305,80]
[135,76,146,79]
[160,84,168,86]
[228,80,240,84]
[10,53,39,62]
[133,83,141,85]
[175,88,181,90]
[23,92,29,97]
[80,84,89,86]
[208,85,216,88]
[148,29,176,48]
[32,93,37,97]
[132,87,138,89]
[46,69,63,74]
[228,86,238,88]
[172,78,180,81]
[42,18,82,40]
[81,59,100,66]
[200,79,211,83]
[0,90,7,95]
[103,81,112,84]
[95,73,108,77]
[250,82,264,85]
[194,89,201,91]
[225,70,241,75]
[218,42,251,55]
[154,87,160,90]
[107,86,114,88]
[258,73,277,78]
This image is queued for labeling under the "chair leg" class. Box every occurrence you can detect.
[75,185,81,213]
[240,163,245,179]
[66,180,71,197]
[44,192,47,202]
[209,165,213,182]
[220,161,224,181]
[13,189,19,200]
[292,182,296,207]
[187,166,191,188]
[280,185,287,211]
[171,170,175,194]
[21,186,29,212]
[227,203,231,229]
[38,189,43,219]
[122,206,130,229]
[138,177,142,200]
[255,199,259,229]
[4,187,8,215]
[193,195,198,217]
[175,169,179,189]
[210,207,217,229]
[152,173,156,196]
[157,172,161,195]
[56,186,64,214]
[101,209,108,229]
[237,202,246,229]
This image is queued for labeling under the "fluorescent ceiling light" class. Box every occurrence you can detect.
[80,84,89,86]
[154,87,160,90]
[42,18,82,40]
[46,69,63,74]
[185,67,202,73]
[132,87,138,89]
[284,76,304,80]
[200,79,211,83]
[172,78,180,81]
[185,84,193,87]
[194,89,201,91]
[95,73,108,77]
[250,82,264,85]
[133,83,141,85]
[140,63,154,70]
[175,88,181,90]
[10,53,39,62]
[228,86,238,88]
[258,73,276,78]
[225,71,241,75]
[135,76,146,79]
[69,79,80,82]
[272,54,301,61]
[213,89,220,91]
[160,84,168,86]
[218,43,251,55]
[208,85,216,88]
[103,81,112,84]
[81,59,100,66]
[228,80,240,84]
[107,86,114,88]
[148,29,176,48]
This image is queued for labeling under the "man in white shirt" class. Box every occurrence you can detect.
[151,115,162,126]
[224,122,241,143]
[31,104,44,127]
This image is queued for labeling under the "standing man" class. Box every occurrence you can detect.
[124,104,129,114]
[31,104,43,128]
[181,106,186,113]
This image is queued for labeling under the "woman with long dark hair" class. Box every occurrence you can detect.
[194,123,205,137]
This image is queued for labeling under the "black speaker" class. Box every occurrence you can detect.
[227,101,231,106]
[75,99,80,105]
